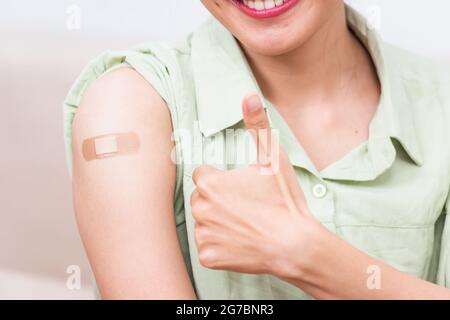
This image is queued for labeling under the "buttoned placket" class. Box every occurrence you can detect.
[264,104,338,233]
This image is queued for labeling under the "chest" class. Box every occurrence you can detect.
[276,100,379,172]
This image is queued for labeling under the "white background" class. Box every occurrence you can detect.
[0,0,449,299]
[1,0,450,59]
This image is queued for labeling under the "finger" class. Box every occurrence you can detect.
[242,93,274,168]
[190,189,210,225]
[192,165,213,186]
[242,94,307,216]
[190,188,201,210]
[192,165,222,196]
[194,222,204,251]
[242,93,270,132]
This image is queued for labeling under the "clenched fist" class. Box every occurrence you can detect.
[190,94,325,279]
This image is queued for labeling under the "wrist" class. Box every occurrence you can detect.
[271,216,335,282]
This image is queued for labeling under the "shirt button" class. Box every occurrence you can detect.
[312,183,327,199]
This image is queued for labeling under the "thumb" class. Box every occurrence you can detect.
[242,93,310,217]
[242,93,273,168]
[242,93,270,132]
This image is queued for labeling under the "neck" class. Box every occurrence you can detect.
[241,5,377,111]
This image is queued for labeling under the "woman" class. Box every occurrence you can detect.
[64,0,450,299]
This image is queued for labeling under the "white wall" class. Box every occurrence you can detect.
[0,0,209,39]
[347,0,450,61]
[0,0,449,300]
[1,0,449,59]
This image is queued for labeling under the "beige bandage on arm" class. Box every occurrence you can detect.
[82,132,140,161]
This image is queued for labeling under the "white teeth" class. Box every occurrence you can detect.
[264,0,275,9]
[254,1,264,10]
[241,0,287,10]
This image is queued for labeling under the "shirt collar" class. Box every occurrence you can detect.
[191,4,423,169]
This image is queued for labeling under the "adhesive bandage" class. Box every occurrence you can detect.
[82,132,140,161]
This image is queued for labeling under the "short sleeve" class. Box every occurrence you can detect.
[63,44,185,177]
[436,195,450,288]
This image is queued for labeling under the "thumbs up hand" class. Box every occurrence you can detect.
[191,94,325,278]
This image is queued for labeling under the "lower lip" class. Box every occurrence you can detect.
[231,0,300,19]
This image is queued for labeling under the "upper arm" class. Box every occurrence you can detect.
[71,68,195,299]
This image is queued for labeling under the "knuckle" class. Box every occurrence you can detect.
[196,176,211,193]
[194,225,208,245]
[190,189,200,207]
[245,118,267,130]
[194,166,218,194]
[191,202,205,222]
[198,247,217,269]
[195,224,218,269]
[191,197,211,223]
[191,166,203,184]
[191,200,201,220]
[194,224,203,248]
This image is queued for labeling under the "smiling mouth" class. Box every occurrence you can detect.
[231,0,300,19]
[240,0,290,10]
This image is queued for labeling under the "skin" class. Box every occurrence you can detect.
[72,0,450,299]
[203,0,381,171]
[72,69,195,299]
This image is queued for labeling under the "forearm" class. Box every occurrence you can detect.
[280,224,450,300]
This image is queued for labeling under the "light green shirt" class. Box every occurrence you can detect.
[64,6,450,299]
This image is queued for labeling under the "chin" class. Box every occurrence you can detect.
[201,0,340,57]
[239,31,304,57]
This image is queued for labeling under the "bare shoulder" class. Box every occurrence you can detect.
[70,65,177,193]
[73,67,171,138]
[71,66,175,179]
[70,65,177,199]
